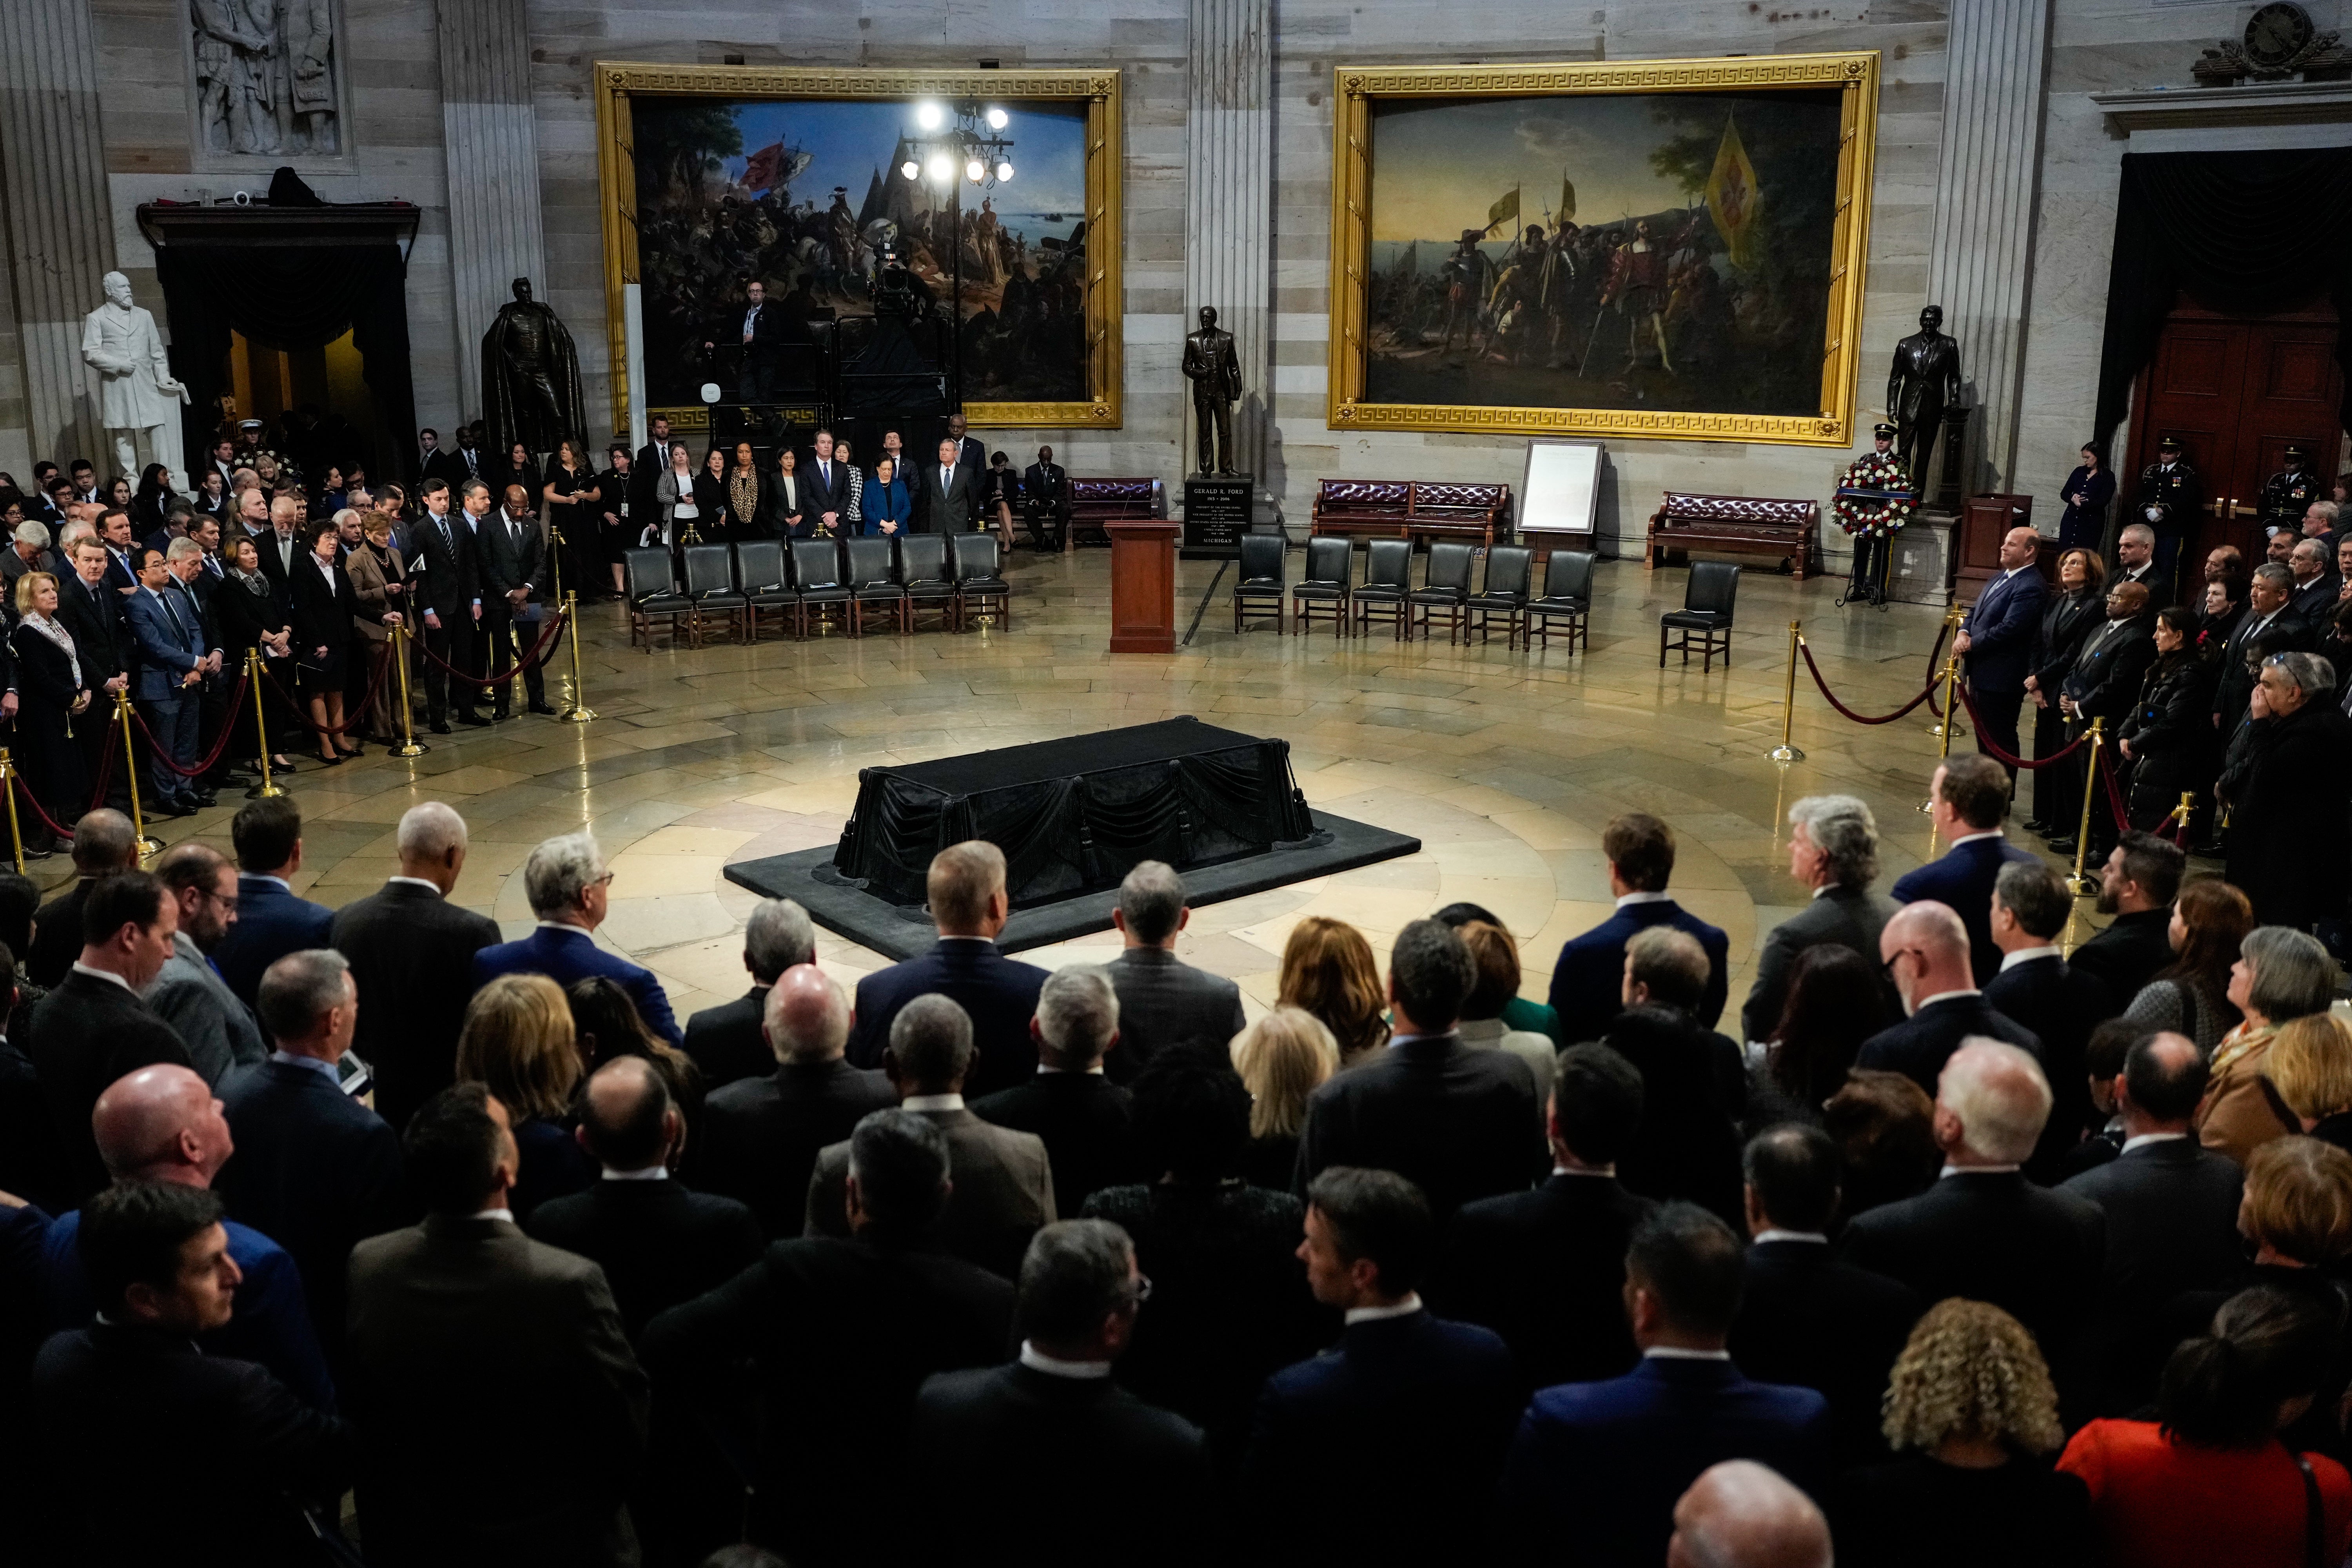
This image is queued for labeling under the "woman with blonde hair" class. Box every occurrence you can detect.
[1277,916,1388,1066]
[1835,1299,2091,1566]
[2267,1013,2352,1153]
[456,972,592,1218]
[8,570,87,853]
[1231,1005,1338,1190]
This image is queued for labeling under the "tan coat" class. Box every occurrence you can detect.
[343,542,404,644]
[2194,1021,2298,1165]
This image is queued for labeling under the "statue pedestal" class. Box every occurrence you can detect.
[1181,474,1252,559]
[1107,520,1181,654]
[1886,508,1961,607]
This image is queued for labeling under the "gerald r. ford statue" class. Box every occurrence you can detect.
[481,278,586,459]
[1182,305,1242,475]
[1886,304,1963,493]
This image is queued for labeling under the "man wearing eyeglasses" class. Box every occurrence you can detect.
[143,840,265,1087]
[2223,650,2352,933]
[2050,579,2156,862]
[1855,900,2040,1096]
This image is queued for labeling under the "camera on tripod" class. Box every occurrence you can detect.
[870,249,933,321]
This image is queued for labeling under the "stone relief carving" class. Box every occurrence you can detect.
[191,0,340,157]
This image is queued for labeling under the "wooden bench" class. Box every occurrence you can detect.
[1310,479,1512,549]
[1645,491,1820,579]
[1062,476,1165,551]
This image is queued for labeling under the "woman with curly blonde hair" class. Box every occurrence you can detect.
[456,973,593,1219]
[1276,916,1387,1066]
[1833,1299,2091,1566]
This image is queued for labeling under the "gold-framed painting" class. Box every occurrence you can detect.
[1326,53,1879,446]
[593,63,1124,434]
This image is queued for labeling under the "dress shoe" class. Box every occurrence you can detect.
[2046,835,2078,855]
[491,709,512,723]
[155,800,198,819]
[528,701,557,716]
[430,721,452,735]
[455,713,492,728]
[190,791,218,808]
[2020,818,2047,835]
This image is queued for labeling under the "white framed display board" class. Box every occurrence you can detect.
[1519,438,1604,538]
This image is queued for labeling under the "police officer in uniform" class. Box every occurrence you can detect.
[2259,444,2323,543]
[2130,435,2200,599]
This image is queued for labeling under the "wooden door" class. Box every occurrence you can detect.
[2125,297,2342,572]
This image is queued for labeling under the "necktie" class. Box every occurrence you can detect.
[159,589,187,644]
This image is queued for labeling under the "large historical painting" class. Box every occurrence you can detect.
[1328,55,1879,446]
[595,66,1124,434]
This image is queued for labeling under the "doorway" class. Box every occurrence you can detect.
[223,329,385,486]
[2125,293,2343,569]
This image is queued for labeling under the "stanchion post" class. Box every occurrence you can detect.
[2065,719,2105,897]
[388,621,428,759]
[1768,621,1804,763]
[245,649,286,798]
[0,749,24,874]
[1927,603,1967,742]
[558,591,596,724]
[115,690,162,858]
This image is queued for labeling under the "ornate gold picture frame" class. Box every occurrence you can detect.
[593,63,1124,434]
[1327,53,1878,446]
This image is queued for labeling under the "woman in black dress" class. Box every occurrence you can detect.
[2056,443,2114,554]
[539,437,599,597]
[594,443,635,597]
[2020,547,2107,837]
[493,442,542,515]
[214,536,300,774]
[690,447,729,545]
[2116,604,2219,830]
[131,463,178,539]
[289,517,367,765]
[8,570,89,853]
[761,446,806,538]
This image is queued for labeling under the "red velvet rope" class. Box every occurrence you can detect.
[125,669,252,778]
[7,718,117,840]
[405,612,569,689]
[1797,640,1945,725]
[255,638,404,737]
[1955,684,2095,771]
[2101,750,2134,832]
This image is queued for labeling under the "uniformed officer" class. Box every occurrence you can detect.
[2259,444,2323,542]
[2129,435,2200,590]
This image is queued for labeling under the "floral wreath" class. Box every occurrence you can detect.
[1834,450,1915,539]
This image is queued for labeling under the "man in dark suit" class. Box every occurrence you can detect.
[1727,1125,1921,1468]
[2062,1031,2247,1415]
[330,801,504,1138]
[808,993,1057,1279]
[1295,918,1547,1218]
[946,410,987,483]
[971,965,1136,1218]
[1501,1203,1832,1567]
[411,426,447,489]
[218,949,409,1379]
[2069,831,2184,1014]
[1890,753,2038,983]
[1242,1167,1522,1565]
[477,482,554,718]
[1604,930,1748,1225]
[1429,1043,1657,1388]
[524,1056,763,1337]
[703,278,787,401]
[1841,1038,2105,1411]
[250,495,305,607]
[683,896,816,1091]
[645,1109,1016,1564]
[1984,861,2113,1176]
[408,479,484,733]
[211,797,334,1012]
[920,434,979,534]
[26,871,192,1201]
[2053,578,2158,860]
[1740,793,1901,1043]
[347,1083,649,1567]
[1548,811,1730,1041]
[1101,860,1246,1083]
[1857,900,2040,1095]
[695,963,898,1238]
[26,808,137,987]
[29,1182,354,1567]
[847,840,1049,1097]
[472,830,682,1045]
[906,1218,1211,1566]
[1956,524,2050,777]
[805,428,853,536]
[1022,443,1072,550]
[122,544,213,816]
[2288,535,2339,623]
[57,536,134,808]
[2227,651,2352,933]
[2213,564,2307,737]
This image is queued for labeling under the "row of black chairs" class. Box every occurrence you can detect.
[622,537,1011,650]
[1232,536,1598,652]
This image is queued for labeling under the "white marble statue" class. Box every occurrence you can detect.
[82,272,189,483]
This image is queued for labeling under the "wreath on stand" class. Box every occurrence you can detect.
[1833,451,1916,537]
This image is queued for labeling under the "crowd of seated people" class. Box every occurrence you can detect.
[11,768,2352,1568]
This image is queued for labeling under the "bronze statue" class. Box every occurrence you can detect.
[1182,305,1243,475]
[1887,304,1963,495]
[481,278,586,459]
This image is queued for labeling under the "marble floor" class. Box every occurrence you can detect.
[68,546,2116,1036]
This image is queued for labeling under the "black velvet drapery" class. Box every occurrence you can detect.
[2093,148,2352,459]
[154,242,417,469]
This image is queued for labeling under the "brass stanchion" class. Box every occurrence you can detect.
[114,690,162,858]
[389,622,428,758]
[1768,621,1805,762]
[557,591,596,724]
[0,749,24,873]
[246,649,287,797]
[1927,603,1967,740]
[2065,718,2105,897]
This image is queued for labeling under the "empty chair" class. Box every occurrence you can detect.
[1527,549,1597,655]
[791,537,851,638]
[950,534,1010,632]
[1232,532,1287,634]
[623,545,690,653]
[1291,535,1354,637]
[682,542,746,646]
[1406,541,1476,644]
[1463,544,1532,648]
[733,539,793,642]
[1659,560,1740,671]
[846,536,909,637]
[1352,538,1414,640]
[897,535,957,632]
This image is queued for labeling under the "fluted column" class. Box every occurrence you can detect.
[1924,0,2051,494]
[0,0,117,466]
[437,0,546,420]
[1184,0,1273,481]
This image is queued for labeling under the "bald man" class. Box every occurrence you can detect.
[1668,1461,1831,1568]
[1954,525,2049,777]
[699,964,896,1238]
[38,1064,336,1412]
[1853,900,2040,1097]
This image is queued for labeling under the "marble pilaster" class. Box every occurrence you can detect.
[437,0,546,422]
[1183,0,1273,485]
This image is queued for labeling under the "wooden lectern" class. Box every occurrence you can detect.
[1106,519,1181,653]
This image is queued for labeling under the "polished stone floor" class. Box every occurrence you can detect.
[78,546,2109,1038]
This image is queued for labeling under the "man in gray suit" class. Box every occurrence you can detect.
[146,841,266,1086]
[920,436,978,533]
[805,993,1056,1279]
[1739,795,1901,1044]
[1103,860,1246,1083]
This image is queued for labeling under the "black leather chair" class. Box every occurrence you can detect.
[623,545,690,652]
[1660,560,1740,670]
[1463,545,1533,648]
[1407,542,1476,644]
[1232,532,1286,634]
[791,538,851,637]
[1353,538,1414,640]
[733,539,793,642]
[1527,549,1596,654]
[682,542,746,646]
[845,536,908,636]
[1291,536,1353,637]
[897,535,956,632]
[950,534,1009,631]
